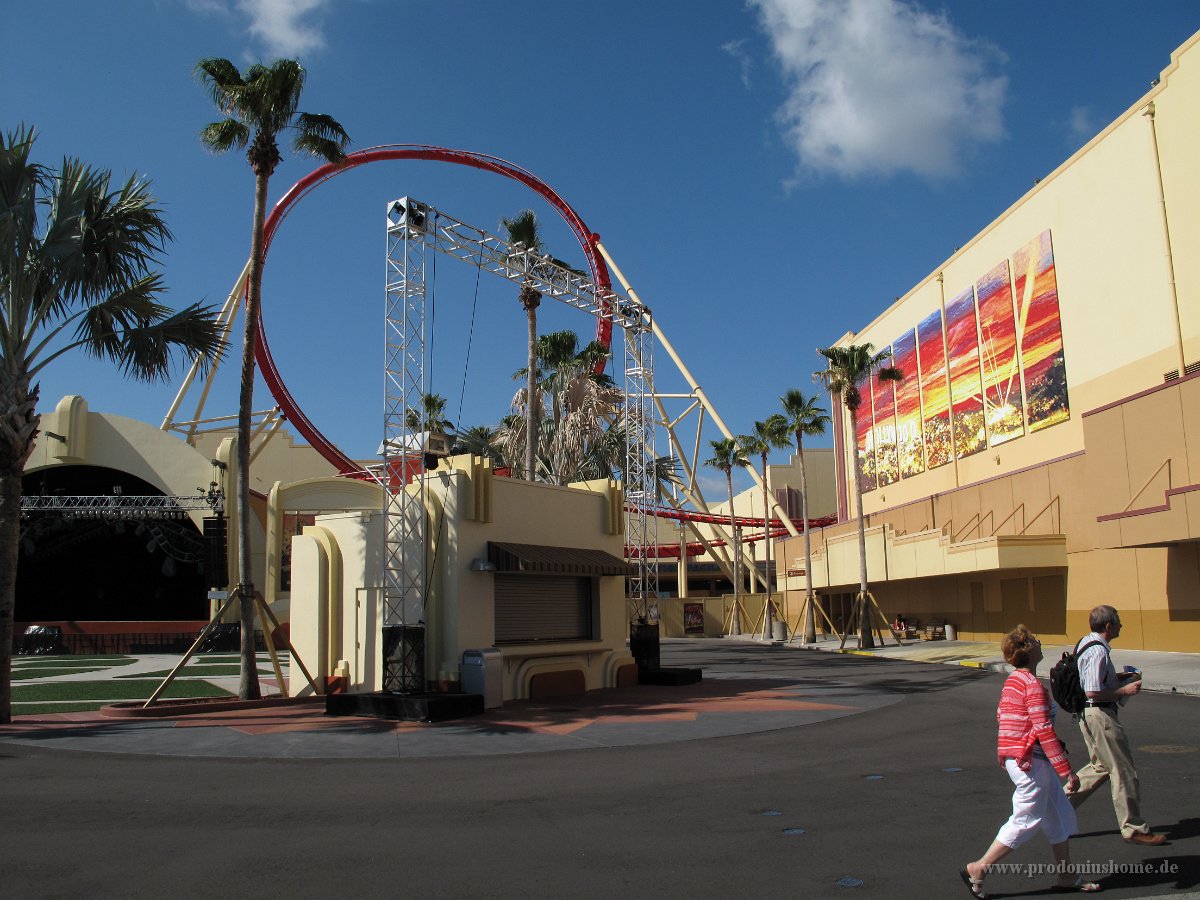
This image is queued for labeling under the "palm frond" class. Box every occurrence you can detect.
[194,57,245,115]
[199,119,250,154]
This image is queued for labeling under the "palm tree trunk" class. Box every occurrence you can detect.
[525,301,537,481]
[849,407,873,649]
[0,467,21,724]
[762,456,773,639]
[236,171,269,701]
[726,471,740,635]
[798,434,817,643]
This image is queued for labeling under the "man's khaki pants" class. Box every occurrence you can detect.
[1070,705,1150,839]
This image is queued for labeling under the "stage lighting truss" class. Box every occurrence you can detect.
[383,197,656,626]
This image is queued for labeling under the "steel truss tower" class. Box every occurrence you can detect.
[381,197,655,645]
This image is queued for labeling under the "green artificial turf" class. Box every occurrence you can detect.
[11,666,112,680]
[117,666,275,678]
[13,679,235,702]
[12,655,134,667]
[12,701,121,715]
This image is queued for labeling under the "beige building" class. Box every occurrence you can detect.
[778,30,1200,652]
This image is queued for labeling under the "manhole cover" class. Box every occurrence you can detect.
[1138,744,1198,754]
[863,774,884,780]
[782,827,806,835]
[761,810,782,816]
[835,877,864,888]
[942,767,963,773]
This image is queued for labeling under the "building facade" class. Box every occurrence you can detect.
[779,30,1200,651]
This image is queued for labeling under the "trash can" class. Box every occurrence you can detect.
[772,621,788,641]
[945,624,957,641]
[461,648,502,709]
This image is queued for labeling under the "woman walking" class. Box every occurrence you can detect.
[961,625,1101,897]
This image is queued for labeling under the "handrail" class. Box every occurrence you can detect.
[1123,459,1171,512]
[990,503,1025,537]
[1020,495,1061,535]
[952,512,981,543]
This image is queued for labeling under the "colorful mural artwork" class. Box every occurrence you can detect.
[976,259,1025,446]
[892,330,925,478]
[855,391,877,493]
[1012,230,1070,432]
[945,287,987,458]
[872,359,899,486]
[847,229,1070,497]
[917,309,952,469]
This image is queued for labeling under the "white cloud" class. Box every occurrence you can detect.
[749,0,1008,181]
[1067,105,1097,142]
[723,38,754,89]
[237,0,330,58]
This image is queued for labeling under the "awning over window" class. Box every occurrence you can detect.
[487,542,632,576]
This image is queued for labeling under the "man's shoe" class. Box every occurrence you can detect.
[1124,832,1166,845]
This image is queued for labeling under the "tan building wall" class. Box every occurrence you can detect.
[289,456,635,700]
[791,31,1200,652]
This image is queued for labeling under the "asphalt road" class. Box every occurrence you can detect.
[2,640,1197,900]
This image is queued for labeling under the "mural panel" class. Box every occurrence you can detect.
[1012,230,1070,431]
[855,389,877,493]
[872,357,899,486]
[892,330,925,478]
[945,287,986,458]
[917,309,952,469]
[976,259,1025,446]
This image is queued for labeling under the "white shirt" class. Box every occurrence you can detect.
[1077,631,1115,694]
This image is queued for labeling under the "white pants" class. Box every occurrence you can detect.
[995,757,1078,849]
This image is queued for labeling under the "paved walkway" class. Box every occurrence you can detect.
[782,633,1200,695]
[4,634,1196,760]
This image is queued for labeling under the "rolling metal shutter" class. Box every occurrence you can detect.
[494,575,592,643]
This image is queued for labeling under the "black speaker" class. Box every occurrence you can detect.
[203,516,228,588]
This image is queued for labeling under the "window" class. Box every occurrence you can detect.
[494,575,594,643]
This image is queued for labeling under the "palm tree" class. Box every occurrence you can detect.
[815,344,902,649]
[704,438,749,634]
[403,392,454,435]
[0,125,224,723]
[500,210,546,482]
[739,415,791,639]
[196,57,350,700]
[454,424,503,465]
[781,389,830,643]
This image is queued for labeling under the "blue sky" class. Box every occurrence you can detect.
[3,0,1198,496]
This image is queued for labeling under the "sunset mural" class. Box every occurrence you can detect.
[1012,230,1070,431]
[892,330,925,478]
[976,259,1025,446]
[855,391,877,493]
[945,287,986,458]
[849,229,1069,499]
[917,309,952,469]
[873,359,899,486]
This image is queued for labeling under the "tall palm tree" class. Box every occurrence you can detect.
[0,125,224,723]
[739,415,791,639]
[500,209,546,482]
[815,344,902,649]
[403,392,454,435]
[781,389,830,643]
[704,438,749,634]
[196,57,350,700]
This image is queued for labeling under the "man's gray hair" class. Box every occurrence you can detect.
[1090,605,1120,632]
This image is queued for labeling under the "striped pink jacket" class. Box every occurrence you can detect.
[995,669,1070,777]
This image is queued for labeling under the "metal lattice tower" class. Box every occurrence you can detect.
[383,198,431,627]
[623,310,658,619]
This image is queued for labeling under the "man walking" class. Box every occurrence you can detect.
[1068,605,1166,845]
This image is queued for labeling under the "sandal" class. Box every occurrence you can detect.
[1054,875,1102,893]
[959,867,987,899]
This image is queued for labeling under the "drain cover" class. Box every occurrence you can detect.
[863,774,884,780]
[762,810,782,816]
[942,767,963,773]
[782,827,806,835]
[835,876,864,888]
[1138,744,1198,754]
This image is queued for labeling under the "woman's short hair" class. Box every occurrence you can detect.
[1002,625,1037,668]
